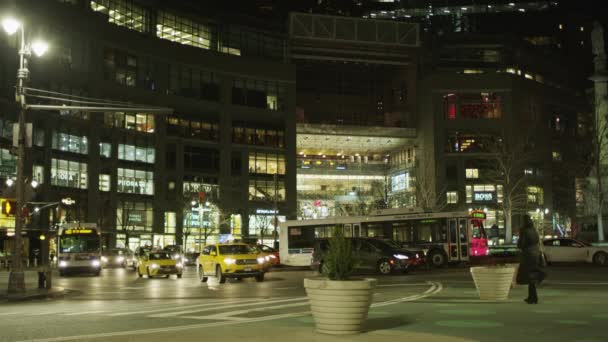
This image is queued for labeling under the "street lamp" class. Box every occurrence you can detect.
[3,15,49,295]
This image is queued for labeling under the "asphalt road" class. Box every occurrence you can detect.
[0,264,607,342]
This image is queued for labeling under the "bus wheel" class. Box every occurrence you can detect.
[377,259,392,275]
[429,251,446,268]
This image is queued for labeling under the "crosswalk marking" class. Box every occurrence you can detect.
[181,301,310,321]
[108,298,244,316]
[148,297,307,318]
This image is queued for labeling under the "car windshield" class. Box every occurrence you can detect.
[219,245,255,255]
[149,252,171,260]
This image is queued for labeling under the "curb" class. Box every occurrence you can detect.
[1,287,67,302]
[269,266,313,272]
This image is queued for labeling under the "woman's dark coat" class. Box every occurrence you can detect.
[517,225,544,284]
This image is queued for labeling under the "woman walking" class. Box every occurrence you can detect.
[517,215,545,304]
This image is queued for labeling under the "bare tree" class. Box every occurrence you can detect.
[413,156,447,211]
[483,129,539,243]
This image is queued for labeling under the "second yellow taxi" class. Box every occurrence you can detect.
[197,243,266,283]
[137,251,183,279]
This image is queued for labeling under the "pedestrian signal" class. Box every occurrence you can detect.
[1,200,16,217]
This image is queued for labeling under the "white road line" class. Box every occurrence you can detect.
[546,282,608,286]
[377,283,431,288]
[14,283,443,342]
[108,298,249,316]
[148,297,307,318]
[64,310,107,316]
[181,301,311,320]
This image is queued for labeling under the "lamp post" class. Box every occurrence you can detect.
[2,16,49,294]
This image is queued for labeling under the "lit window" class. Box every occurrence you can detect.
[580,26,584,32]
[156,11,212,50]
[465,168,479,179]
[51,132,88,154]
[527,186,544,204]
[559,24,563,30]
[524,168,533,175]
[466,185,472,203]
[100,142,112,158]
[50,158,87,189]
[90,0,150,33]
[99,174,111,191]
[33,165,44,184]
[552,151,562,161]
[117,168,154,195]
[164,212,176,234]
[447,191,458,204]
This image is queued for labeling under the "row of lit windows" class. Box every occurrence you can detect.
[233,126,284,148]
[51,132,88,154]
[166,117,219,141]
[248,152,286,175]
[91,0,149,33]
[248,179,286,202]
[444,93,502,120]
[104,112,155,133]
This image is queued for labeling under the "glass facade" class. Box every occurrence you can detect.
[232,125,284,148]
[164,212,176,234]
[104,48,137,87]
[100,142,112,158]
[166,116,218,141]
[0,149,16,178]
[117,168,154,195]
[50,158,88,189]
[91,0,150,33]
[248,152,285,175]
[51,132,88,154]
[116,201,153,231]
[99,174,111,191]
[232,79,286,111]
[444,93,502,120]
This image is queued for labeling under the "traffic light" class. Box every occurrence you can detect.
[1,199,16,217]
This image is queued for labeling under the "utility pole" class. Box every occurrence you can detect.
[273,172,278,248]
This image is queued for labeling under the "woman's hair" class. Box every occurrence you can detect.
[522,215,534,230]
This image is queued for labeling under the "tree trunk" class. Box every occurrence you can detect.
[505,209,512,244]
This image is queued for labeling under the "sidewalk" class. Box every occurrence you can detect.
[0,286,66,301]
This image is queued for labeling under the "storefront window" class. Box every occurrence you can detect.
[99,174,111,192]
[248,214,285,243]
[50,158,87,189]
[443,92,502,120]
[183,178,220,200]
[51,132,88,154]
[116,201,153,232]
[117,168,154,195]
[391,172,409,191]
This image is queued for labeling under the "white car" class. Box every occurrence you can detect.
[542,238,608,266]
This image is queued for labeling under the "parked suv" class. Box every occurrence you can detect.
[312,237,424,275]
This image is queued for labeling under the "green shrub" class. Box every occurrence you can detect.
[323,226,356,280]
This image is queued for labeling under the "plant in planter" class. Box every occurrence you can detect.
[303,227,377,335]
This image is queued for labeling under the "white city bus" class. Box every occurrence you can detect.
[57,223,102,276]
[279,208,488,267]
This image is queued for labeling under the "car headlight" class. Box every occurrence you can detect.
[268,254,276,259]
[183,258,189,263]
[257,257,265,264]
[173,254,180,259]
[151,263,159,269]
[101,256,108,263]
[59,260,68,268]
[264,255,270,261]
[176,263,183,268]
[91,260,101,267]
[393,254,409,260]
[224,258,236,265]
[117,256,124,263]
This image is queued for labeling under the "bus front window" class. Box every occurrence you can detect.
[60,236,100,253]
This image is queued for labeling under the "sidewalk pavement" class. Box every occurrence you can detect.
[0,287,66,301]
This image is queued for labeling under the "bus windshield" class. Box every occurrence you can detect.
[60,235,100,253]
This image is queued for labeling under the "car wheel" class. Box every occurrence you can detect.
[177,273,183,279]
[94,270,101,277]
[198,266,208,282]
[429,251,447,268]
[216,265,226,284]
[255,273,265,282]
[59,271,65,277]
[137,267,143,278]
[402,267,410,274]
[377,259,392,275]
[146,267,151,278]
[593,251,608,266]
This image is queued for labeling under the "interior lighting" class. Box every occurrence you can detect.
[31,180,39,188]
[6,179,14,187]
[1,17,20,35]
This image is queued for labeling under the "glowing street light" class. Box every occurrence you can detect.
[1,17,20,35]
[5,178,14,187]
[30,180,39,189]
[31,40,49,57]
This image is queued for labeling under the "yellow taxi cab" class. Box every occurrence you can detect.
[137,251,183,279]
[197,243,266,283]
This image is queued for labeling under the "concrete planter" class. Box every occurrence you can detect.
[470,265,516,301]
[304,277,377,335]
